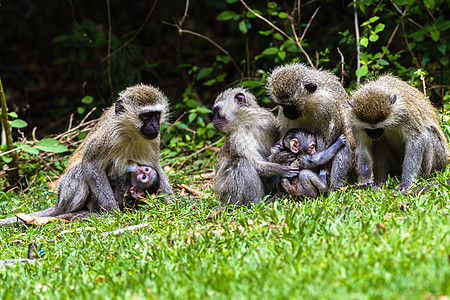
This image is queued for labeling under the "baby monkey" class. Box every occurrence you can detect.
[109,164,160,209]
[270,128,347,198]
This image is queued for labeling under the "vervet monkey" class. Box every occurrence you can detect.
[267,63,354,189]
[0,84,173,226]
[213,87,298,207]
[270,128,347,198]
[348,75,449,190]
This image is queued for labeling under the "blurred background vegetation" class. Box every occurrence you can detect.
[0,0,449,185]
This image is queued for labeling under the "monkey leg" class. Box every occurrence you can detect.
[282,170,326,199]
[399,137,425,190]
[56,165,91,213]
[329,144,353,190]
[154,165,175,203]
[216,158,266,207]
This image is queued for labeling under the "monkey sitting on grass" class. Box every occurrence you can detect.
[269,128,347,198]
[108,164,160,210]
[348,75,449,191]
[213,87,299,207]
[0,84,174,226]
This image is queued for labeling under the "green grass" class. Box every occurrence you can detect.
[0,169,448,299]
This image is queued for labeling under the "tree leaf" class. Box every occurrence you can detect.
[216,11,236,21]
[35,139,68,153]
[21,144,40,155]
[369,33,379,42]
[430,29,439,42]
[239,21,248,34]
[423,0,435,9]
[197,68,213,80]
[11,119,28,128]
[188,113,197,123]
[356,65,368,77]
[278,51,286,60]
[1,155,13,163]
[81,95,93,104]
[262,47,278,55]
[360,37,369,47]
[374,23,385,33]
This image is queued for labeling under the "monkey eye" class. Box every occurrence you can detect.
[304,82,317,93]
[144,168,150,172]
[234,93,246,106]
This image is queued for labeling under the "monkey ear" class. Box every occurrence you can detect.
[234,93,246,106]
[115,99,126,115]
[304,82,317,93]
[347,100,354,108]
[289,138,300,153]
[389,95,397,105]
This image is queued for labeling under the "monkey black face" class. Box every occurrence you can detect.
[139,111,161,139]
[281,104,303,120]
[213,106,229,131]
[364,128,384,139]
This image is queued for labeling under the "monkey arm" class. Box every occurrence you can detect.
[355,146,374,186]
[83,161,120,213]
[268,150,296,165]
[301,135,347,169]
[154,165,175,203]
[399,137,425,190]
[254,160,299,178]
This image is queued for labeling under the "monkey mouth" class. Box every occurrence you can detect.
[365,128,384,139]
[281,105,303,120]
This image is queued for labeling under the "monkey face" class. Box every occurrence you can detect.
[212,106,229,131]
[139,111,161,139]
[131,165,157,190]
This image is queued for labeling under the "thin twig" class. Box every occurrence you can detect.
[336,47,345,85]
[353,0,361,85]
[106,0,114,101]
[299,6,321,42]
[240,0,315,68]
[99,0,159,66]
[163,111,187,135]
[178,139,222,168]
[164,0,243,78]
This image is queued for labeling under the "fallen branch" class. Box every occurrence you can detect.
[102,222,152,236]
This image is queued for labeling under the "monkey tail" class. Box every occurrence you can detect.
[0,205,60,227]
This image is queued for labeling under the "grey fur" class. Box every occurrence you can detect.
[267,63,354,190]
[213,87,298,207]
[0,84,173,226]
[348,75,450,190]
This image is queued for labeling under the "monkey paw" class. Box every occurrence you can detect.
[280,166,299,178]
[337,134,347,145]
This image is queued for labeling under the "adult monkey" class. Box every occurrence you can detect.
[267,63,354,190]
[0,84,173,226]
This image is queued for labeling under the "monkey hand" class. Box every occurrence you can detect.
[336,134,347,146]
[269,151,297,165]
[279,165,299,178]
[129,186,145,199]
[271,143,284,154]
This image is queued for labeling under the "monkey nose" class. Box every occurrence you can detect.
[365,128,384,139]
[282,105,303,120]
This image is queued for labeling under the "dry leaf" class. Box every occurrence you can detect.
[16,213,68,226]
[176,184,204,197]
[376,222,387,233]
